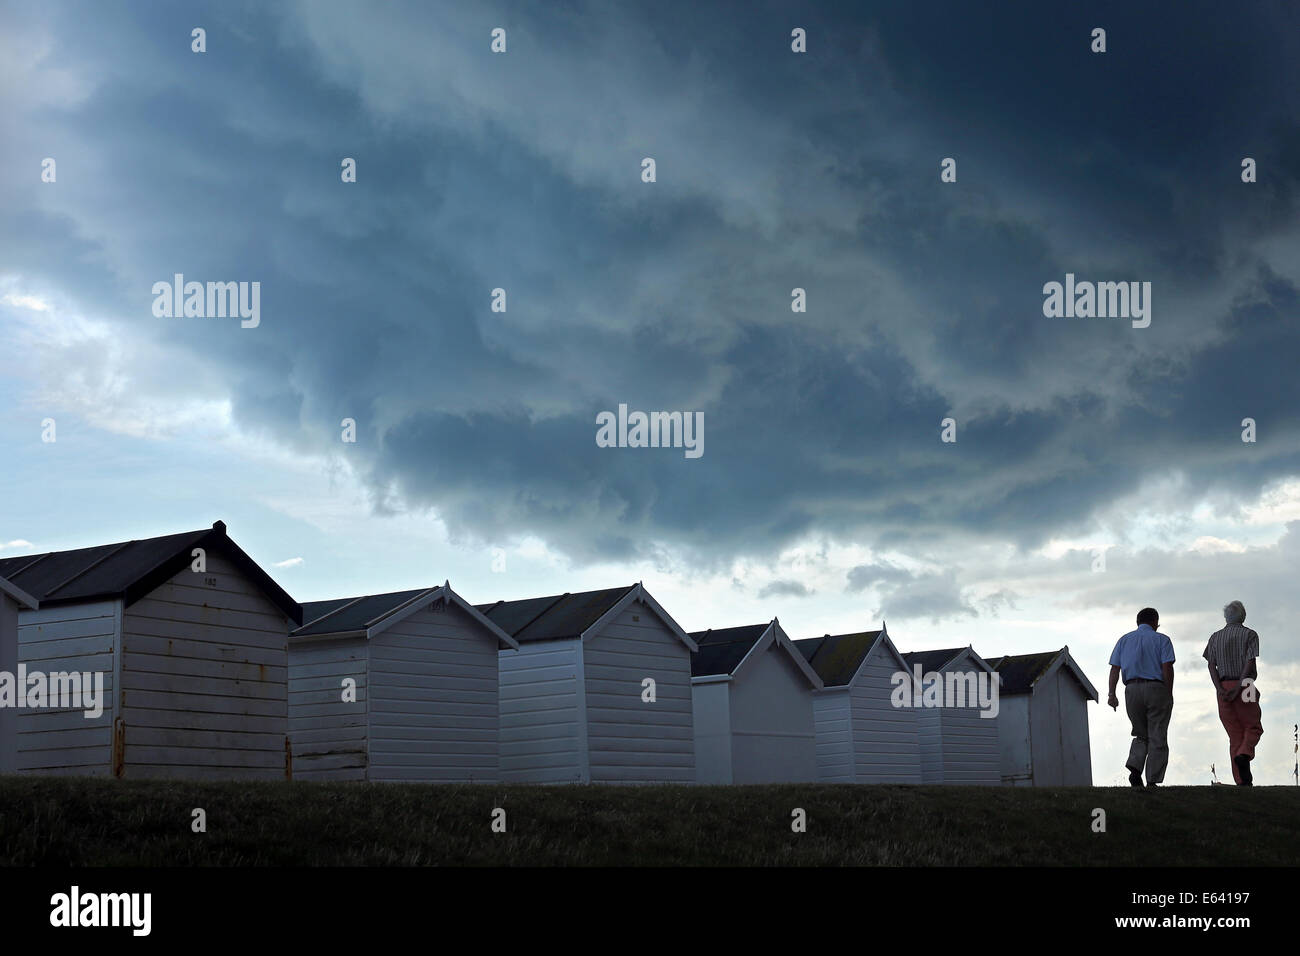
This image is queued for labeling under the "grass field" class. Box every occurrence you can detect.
[1,777,1295,866]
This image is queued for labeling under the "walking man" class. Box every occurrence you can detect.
[1107,608,1176,788]
[1205,600,1262,786]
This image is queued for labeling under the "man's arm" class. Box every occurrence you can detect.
[1107,664,1120,710]
[1204,637,1222,694]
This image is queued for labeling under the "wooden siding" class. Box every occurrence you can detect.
[916,707,943,783]
[1028,669,1064,785]
[1028,667,1093,786]
[288,636,368,781]
[995,694,1032,785]
[995,670,1092,786]
[583,604,694,783]
[914,654,1001,785]
[935,702,1001,784]
[1057,670,1093,785]
[0,594,19,773]
[728,643,817,784]
[811,692,854,782]
[119,552,290,780]
[691,681,732,784]
[367,601,499,783]
[499,639,584,783]
[14,599,118,776]
[849,652,921,783]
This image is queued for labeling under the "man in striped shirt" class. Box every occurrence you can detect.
[1204,600,1262,786]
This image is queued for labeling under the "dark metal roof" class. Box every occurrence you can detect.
[0,521,301,624]
[989,650,1062,695]
[902,648,969,672]
[475,585,635,643]
[792,631,883,686]
[295,588,430,637]
[474,593,564,636]
[688,623,770,677]
[298,597,355,626]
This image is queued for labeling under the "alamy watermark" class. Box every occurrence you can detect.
[1042,273,1151,329]
[596,404,703,459]
[891,665,999,718]
[0,666,105,718]
[152,274,260,328]
[50,886,151,936]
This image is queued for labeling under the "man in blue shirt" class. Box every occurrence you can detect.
[1107,608,1176,788]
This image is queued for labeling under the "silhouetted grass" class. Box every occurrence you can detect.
[0,777,1294,866]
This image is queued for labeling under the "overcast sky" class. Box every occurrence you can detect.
[2,0,1298,785]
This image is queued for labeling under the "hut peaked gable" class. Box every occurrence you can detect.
[296,582,518,648]
[581,582,698,652]
[689,619,823,689]
[0,520,300,624]
[732,619,824,689]
[992,646,1099,702]
[811,624,925,691]
[904,645,997,676]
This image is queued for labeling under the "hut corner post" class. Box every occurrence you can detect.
[112,717,126,778]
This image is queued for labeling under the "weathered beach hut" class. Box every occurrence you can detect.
[900,646,1001,785]
[985,647,1098,786]
[288,583,517,782]
[0,575,40,773]
[477,583,697,784]
[689,619,824,784]
[793,626,922,784]
[0,521,300,779]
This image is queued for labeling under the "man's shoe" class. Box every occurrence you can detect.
[1235,754,1253,786]
[1146,782,1160,789]
[1128,770,1143,788]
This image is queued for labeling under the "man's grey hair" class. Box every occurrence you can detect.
[1223,600,1246,625]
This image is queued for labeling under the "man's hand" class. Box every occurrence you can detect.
[1107,693,1119,711]
[1225,683,1241,702]
[1217,687,1231,701]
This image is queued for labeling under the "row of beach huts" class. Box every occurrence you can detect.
[0,522,1099,786]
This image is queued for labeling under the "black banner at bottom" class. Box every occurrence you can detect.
[0,866,1278,942]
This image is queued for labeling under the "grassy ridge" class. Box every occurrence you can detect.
[1,777,1295,866]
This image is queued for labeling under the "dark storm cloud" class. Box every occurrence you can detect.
[845,561,914,593]
[757,580,814,600]
[846,561,976,623]
[4,0,1299,565]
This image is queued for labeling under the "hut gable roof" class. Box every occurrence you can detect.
[793,629,894,687]
[689,619,823,688]
[0,521,300,624]
[477,583,695,650]
[689,623,769,676]
[298,589,427,636]
[989,647,1099,701]
[903,645,996,675]
[902,647,967,672]
[476,585,633,643]
[297,582,518,648]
